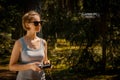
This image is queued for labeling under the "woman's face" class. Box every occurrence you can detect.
[27,15,41,32]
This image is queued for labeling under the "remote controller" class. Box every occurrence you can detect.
[39,64,51,69]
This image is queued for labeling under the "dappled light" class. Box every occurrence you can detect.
[0,0,120,80]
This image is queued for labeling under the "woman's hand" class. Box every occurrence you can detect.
[43,60,50,64]
[43,60,52,69]
[29,62,41,71]
[43,59,51,69]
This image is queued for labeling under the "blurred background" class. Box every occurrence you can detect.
[0,0,120,80]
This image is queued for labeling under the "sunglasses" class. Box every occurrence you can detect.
[30,21,43,26]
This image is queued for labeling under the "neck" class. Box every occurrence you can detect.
[25,32,37,40]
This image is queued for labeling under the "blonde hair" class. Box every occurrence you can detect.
[22,11,40,30]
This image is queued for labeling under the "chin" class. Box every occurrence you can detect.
[36,28,40,32]
[36,30,40,32]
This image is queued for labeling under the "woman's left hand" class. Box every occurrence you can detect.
[44,60,50,64]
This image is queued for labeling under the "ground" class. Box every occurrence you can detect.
[0,65,120,80]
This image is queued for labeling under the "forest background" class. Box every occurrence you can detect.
[0,0,120,80]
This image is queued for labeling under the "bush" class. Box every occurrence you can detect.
[0,34,14,64]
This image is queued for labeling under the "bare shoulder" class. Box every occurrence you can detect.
[14,38,22,48]
[40,38,47,45]
[11,38,22,55]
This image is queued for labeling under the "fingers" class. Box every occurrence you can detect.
[44,60,50,64]
[29,62,41,71]
[34,62,41,65]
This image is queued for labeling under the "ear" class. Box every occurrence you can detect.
[26,23,30,27]
[25,23,30,30]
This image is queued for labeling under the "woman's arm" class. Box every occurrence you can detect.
[9,40,40,71]
[43,39,50,64]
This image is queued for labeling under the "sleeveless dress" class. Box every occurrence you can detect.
[16,37,46,80]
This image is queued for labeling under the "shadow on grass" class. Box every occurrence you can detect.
[45,68,120,80]
[0,68,120,80]
[104,68,120,80]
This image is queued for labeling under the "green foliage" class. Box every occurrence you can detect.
[0,0,23,64]
[0,34,13,64]
[0,0,25,39]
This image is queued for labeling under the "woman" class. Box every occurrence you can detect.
[9,11,50,80]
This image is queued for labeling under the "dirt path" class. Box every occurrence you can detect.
[0,65,16,80]
[0,69,16,80]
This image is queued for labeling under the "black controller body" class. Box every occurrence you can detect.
[39,64,51,69]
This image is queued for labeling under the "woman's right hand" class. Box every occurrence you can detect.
[29,62,41,71]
